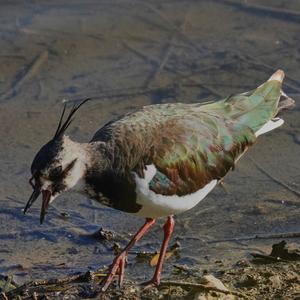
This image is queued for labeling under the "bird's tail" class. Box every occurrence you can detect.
[250,70,295,136]
[219,69,295,134]
[263,69,295,114]
[244,69,295,114]
[200,70,295,136]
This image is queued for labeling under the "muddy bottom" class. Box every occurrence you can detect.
[2,241,300,299]
[0,0,300,298]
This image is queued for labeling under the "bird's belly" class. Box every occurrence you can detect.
[133,171,218,218]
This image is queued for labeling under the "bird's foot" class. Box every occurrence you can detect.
[142,277,160,290]
[101,251,128,292]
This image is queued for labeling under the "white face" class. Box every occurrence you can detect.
[27,98,92,223]
[59,157,86,193]
[52,136,88,193]
[28,135,91,223]
[32,136,88,203]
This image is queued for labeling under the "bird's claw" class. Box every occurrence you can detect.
[101,252,128,292]
[141,278,160,290]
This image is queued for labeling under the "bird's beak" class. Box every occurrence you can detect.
[24,177,53,224]
[24,187,41,214]
[40,190,52,224]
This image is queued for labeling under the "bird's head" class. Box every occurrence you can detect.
[24,99,90,224]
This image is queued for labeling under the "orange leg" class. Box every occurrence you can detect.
[144,215,175,287]
[101,218,155,292]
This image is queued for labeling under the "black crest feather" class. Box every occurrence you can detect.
[54,98,90,139]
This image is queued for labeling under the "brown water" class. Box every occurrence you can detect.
[0,0,300,285]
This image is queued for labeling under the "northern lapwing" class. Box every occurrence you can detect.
[24,70,294,291]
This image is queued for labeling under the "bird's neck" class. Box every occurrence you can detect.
[62,136,92,167]
[62,135,111,180]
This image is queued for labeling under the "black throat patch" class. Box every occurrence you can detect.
[85,169,142,214]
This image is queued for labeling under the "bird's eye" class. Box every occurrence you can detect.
[50,166,63,179]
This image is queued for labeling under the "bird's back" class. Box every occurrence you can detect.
[89,70,294,213]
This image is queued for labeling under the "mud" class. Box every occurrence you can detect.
[0,0,300,298]
[2,241,300,299]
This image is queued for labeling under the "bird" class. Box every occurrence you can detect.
[24,70,294,292]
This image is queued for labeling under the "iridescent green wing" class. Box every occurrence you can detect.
[201,78,282,132]
[149,78,283,196]
[149,112,256,196]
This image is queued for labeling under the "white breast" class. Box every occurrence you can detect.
[132,164,217,218]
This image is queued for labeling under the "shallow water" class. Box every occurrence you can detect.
[0,0,300,285]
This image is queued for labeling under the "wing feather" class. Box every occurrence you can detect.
[149,112,256,196]
[91,76,285,197]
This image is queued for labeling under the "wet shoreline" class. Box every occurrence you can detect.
[0,0,299,297]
